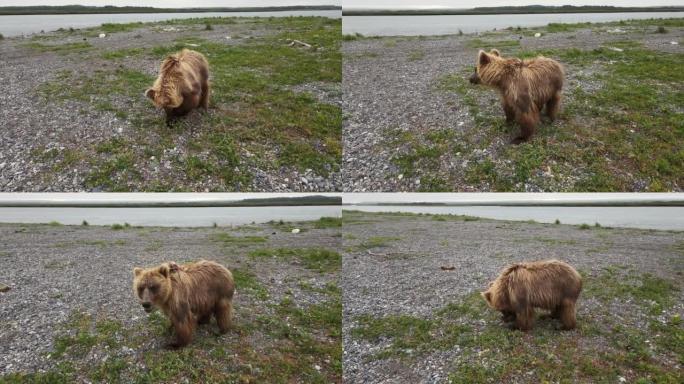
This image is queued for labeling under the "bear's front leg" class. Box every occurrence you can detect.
[514,307,535,331]
[511,110,539,145]
[168,311,195,349]
[501,310,516,323]
[502,103,515,124]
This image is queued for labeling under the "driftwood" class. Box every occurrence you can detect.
[288,39,312,48]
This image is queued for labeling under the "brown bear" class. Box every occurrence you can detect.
[133,260,234,348]
[145,49,210,126]
[481,259,581,331]
[469,49,564,144]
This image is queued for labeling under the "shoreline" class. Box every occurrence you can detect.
[0,6,341,16]
[343,15,684,38]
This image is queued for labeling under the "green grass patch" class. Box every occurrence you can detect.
[211,232,268,247]
[545,22,593,33]
[443,34,684,191]
[352,270,682,382]
[99,22,145,33]
[54,239,126,248]
[231,268,269,300]
[466,38,521,50]
[1,280,342,383]
[583,267,679,315]
[23,41,92,54]
[35,16,341,191]
[313,216,342,228]
[385,127,460,191]
[248,247,341,273]
[101,47,145,60]
[358,236,401,249]
[407,50,425,61]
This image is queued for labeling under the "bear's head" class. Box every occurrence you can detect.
[145,55,184,110]
[145,86,183,111]
[132,262,180,312]
[469,49,501,85]
[480,278,511,313]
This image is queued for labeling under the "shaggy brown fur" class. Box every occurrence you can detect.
[145,49,210,126]
[469,49,564,144]
[133,260,234,348]
[481,260,582,331]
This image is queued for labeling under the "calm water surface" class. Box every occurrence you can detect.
[0,206,341,227]
[343,12,683,36]
[0,10,341,37]
[350,206,684,231]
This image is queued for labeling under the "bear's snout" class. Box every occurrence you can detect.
[142,302,153,312]
[469,71,480,84]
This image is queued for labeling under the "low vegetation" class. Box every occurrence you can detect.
[249,247,341,272]
[0,220,342,383]
[31,16,341,191]
[418,18,684,191]
[352,268,682,382]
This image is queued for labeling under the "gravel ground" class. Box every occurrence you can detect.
[342,211,684,383]
[342,23,684,192]
[0,19,341,192]
[0,220,341,377]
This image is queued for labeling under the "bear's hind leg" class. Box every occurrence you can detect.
[200,81,210,110]
[215,298,233,334]
[559,299,577,330]
[198,313,211,325]
[546,92,561,121]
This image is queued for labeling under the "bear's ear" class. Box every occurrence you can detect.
[481,291,492,304]
[145,88,156,100]
[490,48,501,57]
[158,264,170,278]
[134,267,143,277]
[478,50,490,66]
[169,261,180,273]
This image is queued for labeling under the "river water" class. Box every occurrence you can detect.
[0,10,341,37]
[348,205,684,231]
[0,206,341,227]
[342,12,683,36]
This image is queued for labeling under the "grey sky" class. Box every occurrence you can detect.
[0,1,340,7]
[343,1,683,9]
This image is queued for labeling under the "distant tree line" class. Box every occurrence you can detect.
[0,5,341,15]
[343,5,684,16]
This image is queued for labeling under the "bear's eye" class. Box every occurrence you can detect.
[137,287,144,296]
[150,285,159,293]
